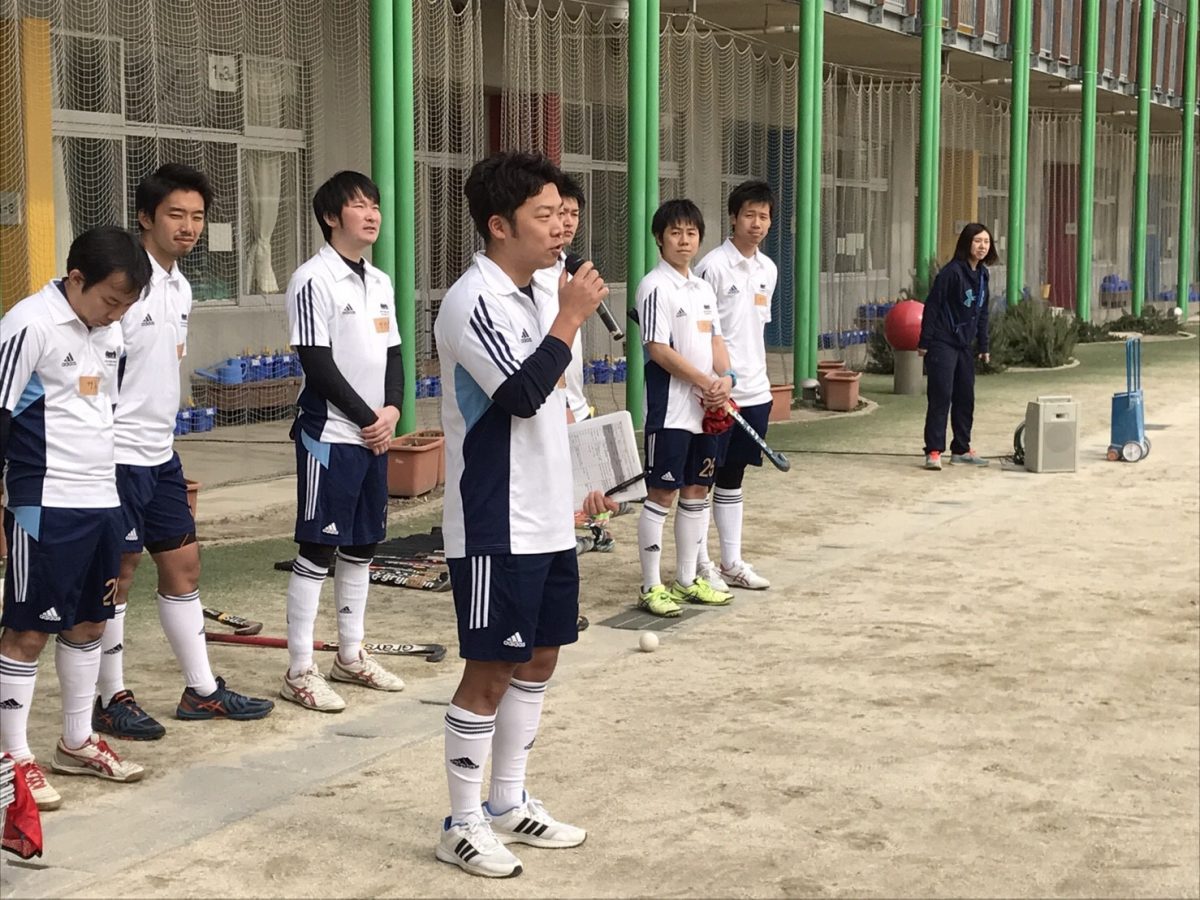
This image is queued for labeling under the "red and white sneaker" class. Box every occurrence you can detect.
[51,734,144,782]
[15,758,62,810]
[280,665,346,712]
[330,649,405,692]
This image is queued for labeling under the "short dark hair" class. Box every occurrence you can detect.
[312,171,381,243]
[558,173,586,212]
[135,163,213,230]
[651,199,705,245]
[464,152,562,243]
[727,180,775,217]
[66,226,152,293]
[953,222,999,266]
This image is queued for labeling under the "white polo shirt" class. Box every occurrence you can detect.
[0,281,123,509]
[695,239,777,408]
[435,252,574,558]
[286,244,401,446]
[114,252,191,466]
[532,252,589,422]
[637,259,722,434]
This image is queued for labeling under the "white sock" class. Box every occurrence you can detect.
[674,498,708,587]
[444,703,495,823]
[334,550,370,664]
[713,487,745,569]
[286,554,328,677]
[96,602,126,704]
[56,635,102,749]
[0,655,38,760]
[696,502,713,568]
[158,590,218,696]
[638,500,670,590]
[487,678,546,814]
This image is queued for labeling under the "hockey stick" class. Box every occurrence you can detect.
[204,631,447,663]
[369,567,451,592]
[202,607,263,635]
[726,404,791,472]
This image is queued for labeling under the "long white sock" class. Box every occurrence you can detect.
[96,602,126,704]
[696,501,714,567]
[487,678,546,814]
[286,554,328,677]
[713,487,745,569]
[56,635,102,749]
[158,590,218,696]
[675,498,708,587]
[638,500,670,590]
[444,703,495,823]
[0,655,38,760]
[334,550,370,664]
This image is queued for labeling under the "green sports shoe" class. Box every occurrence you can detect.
[670,577,733,606]
[638,584,681,618]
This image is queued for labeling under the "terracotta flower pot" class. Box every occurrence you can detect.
[768,384,794,423]
[816,360,846,400]
[823,369,862,412]
[387,435,444,498]
[409,429,446,486]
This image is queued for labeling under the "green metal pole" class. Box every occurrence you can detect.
[1007,0,1032,306]
[394,0,417,434]
[369,0,395,284]
[808,7,823,380]
[1130,0,1155,316]
[916,0,942,296]
[1177,0,1199,323]
[644,0,660,273]
[1076,0,1100,322]
[626,0,647,421]
[793,1,815,386]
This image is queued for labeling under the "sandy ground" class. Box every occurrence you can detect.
[2,339,1197,898]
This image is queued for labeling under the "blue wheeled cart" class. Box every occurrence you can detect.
[1107,337,1150,462]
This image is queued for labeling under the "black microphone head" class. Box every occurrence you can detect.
[564,252,586,276]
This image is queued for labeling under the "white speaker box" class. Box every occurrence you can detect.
[1025,395,1079,473]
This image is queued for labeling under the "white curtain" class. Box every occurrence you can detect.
[245,150,282,293]
[52,138,74,271]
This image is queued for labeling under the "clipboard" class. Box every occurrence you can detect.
[569,410,646,506]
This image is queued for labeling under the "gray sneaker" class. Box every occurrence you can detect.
[924,452,942,470]
[951,451,990,467]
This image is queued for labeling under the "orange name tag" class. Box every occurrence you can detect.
[78,375,100,396]
[374,317,389,333]
[697,319,712,333]
[176,343,185,360]
[754,293,768,307]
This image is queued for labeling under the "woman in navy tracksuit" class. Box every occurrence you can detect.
[918,223,998,470]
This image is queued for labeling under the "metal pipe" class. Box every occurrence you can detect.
[916,0,942,295]
[793,0,816,386]
[1130,0,1155,317]
[808,5,823,381]
[626,0,647,421]
[1007,0,1032,306]
[645,0,661,275]
[369,0,395,282]
[1177,0,1198,323]
[393,0,416,433]
[1076,0,1100,323]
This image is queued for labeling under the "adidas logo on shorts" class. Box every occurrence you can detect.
[502,632,526,649]
[103,643,123,655]
[125,528,139,541]
[141,313,155,326]
[0,698,24,710]
[322,522,340,536]
[660,472,676,482]
[61,353,76,367]
[449,756,479,770]
[39,607,62,622]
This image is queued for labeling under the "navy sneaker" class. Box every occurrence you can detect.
[176,676,275,721]
[93,690,166,741]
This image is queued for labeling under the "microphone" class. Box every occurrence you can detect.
[564,253,624,343]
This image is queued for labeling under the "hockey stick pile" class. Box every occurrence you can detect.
[272,552,451,592]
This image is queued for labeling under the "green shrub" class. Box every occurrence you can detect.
[1075,319,1114,343]
[864,323,894,374]
[1104,303,1182,336]
[988,299,1078,368]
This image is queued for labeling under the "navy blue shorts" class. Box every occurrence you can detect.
[644,429,720,489]
[117,453,195,553]
[447,550,580,662]
[717,401,772,468]
[1,506,122,633]
[294,431,387,546]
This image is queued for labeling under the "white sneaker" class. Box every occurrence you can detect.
[280,665,346,712]
[696,560,729,592]
[330,649,405,692]
[435,813,523,877]
[15,758,62,810]
[485,792,587,849]
[720,560,771,590]
[51,734,144,782]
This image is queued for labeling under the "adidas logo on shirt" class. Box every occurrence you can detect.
[727,285,740,294]
[675,308,687,318]
[141,313,155,326]
[520,329,532,343]
[39,607,62,622]
[125,528,139,541]
[103,643,123,655]
[0,698,24,710]
[105,349,118,360]
[502,632,526,648]
[322,522,340,535]
[449,756,479,770]
[341,303,356,315]
[61,353,76,367]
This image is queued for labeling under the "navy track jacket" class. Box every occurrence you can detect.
[918,259,991,354]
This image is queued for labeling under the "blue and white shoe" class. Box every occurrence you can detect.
[435,813,523,877]
[484,792,587,849]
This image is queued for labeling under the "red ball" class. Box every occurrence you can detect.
[884,300,924,351]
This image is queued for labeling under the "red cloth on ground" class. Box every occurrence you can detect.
[2,755,44,859]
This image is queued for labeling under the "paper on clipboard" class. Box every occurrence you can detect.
[569,410,646,506]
